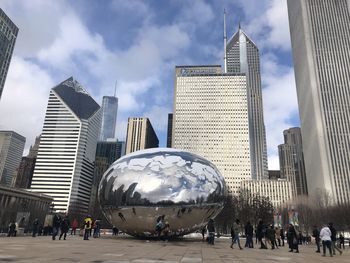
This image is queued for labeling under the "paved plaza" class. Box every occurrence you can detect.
[0,235,347,263]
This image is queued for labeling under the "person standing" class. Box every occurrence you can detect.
[230,219,243,249]
[71,218,78,235]
[207,219,215,245]
[257,220,267,249]
[59,215,70,240]
[280,228,285,246]
[320,224,333,257]
[244,221,254,248]
[328,223,342,255]
[83,215,92,240]
[312,225,321,253]
[52,214,61,240]
[339,234,345,250]
[287,224,299,253]
[93,219,101,238]
[32,218,39,237]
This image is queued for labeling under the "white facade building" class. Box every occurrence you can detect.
[172,65,251,194]
[0,131,25,186]
[240,179,293,208]
[287,0,350,204]
[30,77,101,217]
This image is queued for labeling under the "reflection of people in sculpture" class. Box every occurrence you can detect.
[118,212,126,222]
[155,215,165,237]
[132,207,136,215]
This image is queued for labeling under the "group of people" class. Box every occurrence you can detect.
[313,223,344,257]
[202,218,346,257]
[155,215,171,240]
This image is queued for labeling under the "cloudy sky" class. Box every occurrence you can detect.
[0,0,299,169]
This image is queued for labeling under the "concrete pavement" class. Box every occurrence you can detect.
[0,234,347,263]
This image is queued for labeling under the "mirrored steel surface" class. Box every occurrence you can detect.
[98,148,227,237]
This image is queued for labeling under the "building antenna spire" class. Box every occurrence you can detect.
[224,9,227,73]
[238,17,241,30]
[114,80,117,97]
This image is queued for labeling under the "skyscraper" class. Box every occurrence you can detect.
[287,0,350,204]
[172,65,250,194]
[99,96,118,141]
[167,113,173,148]
[225,18,268,180]
[0,131,25,186]
[125,117,159,154]
[89,140,125,219]
[278,127,307,197]
[30,77,101,217]
[0,8,18,100]
[14,135,41,189]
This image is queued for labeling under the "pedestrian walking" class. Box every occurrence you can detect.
[93,219,101,238]
[7,222,16,237]
[59,215,70,240]
[230,219,242,249]
[71,218,78,235]
[339,234,345,249]
[312,225,321,253]
[287,224,299,253]
[244,221,254,248]
[320,224,333,257]
[52,214,61,240]
[32,218,39,237]
[207,219,215,245]
[112,226,119,236]
[257,220,267,249]
[83,215,92,240]
[328,223,342,255]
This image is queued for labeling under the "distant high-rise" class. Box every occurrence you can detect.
[125,117,159,154]
[89,140,125,219]
[0,131,25,187]
[173,65,250,194]
[167,113,173,148]
[225,20,268,180]
[14,135,41,189]
[287,0,350,203]
[30,77,101,217]
[99,96,118,141]
[0,9,18,100]
[278,127,307,197]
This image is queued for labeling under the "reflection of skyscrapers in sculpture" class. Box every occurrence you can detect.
[225,19,268,180]
[99,96,118,141]
[125,117,159,154]
[0,9,18,100]
[287,0,350,204]
[14,135,41,189]
[0,131,25,186]
[173,65,250,194]
[30,77,101,216]
[278,127,307,197]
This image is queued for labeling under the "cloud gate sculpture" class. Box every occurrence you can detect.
[98,148,227,237]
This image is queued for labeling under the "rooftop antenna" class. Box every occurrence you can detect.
[238,17,241,30]
[114,80,117,97]
[224,9,227,73]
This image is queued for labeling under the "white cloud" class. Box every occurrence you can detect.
[261,54,299,169]
[0,56,54,153]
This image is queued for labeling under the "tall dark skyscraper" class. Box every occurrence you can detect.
[89,140,125,220]
[14,135,41,189]
[287,0,350,204]
[99,96,118,141]
[225,14,268,180]
[0,8,18,100]
[278,127,307,197]
[167,113,173,148]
